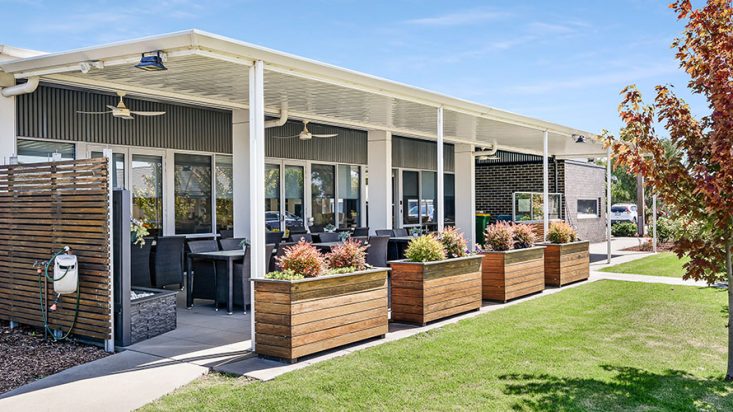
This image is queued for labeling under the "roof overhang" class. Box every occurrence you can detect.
[0,30,607,157]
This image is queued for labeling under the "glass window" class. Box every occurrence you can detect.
[337,165,360,228]
[17,139,75,163]
[284,165,305,230]
[444,174,455,225]
[421,171,436,225]
[513,192,562,221]
[265,163,281,231]
[577,199,599,219]
[311,164,335,227]
[132,154,163,236]
[402,170,420,225]
[215,155,233,233]
[174,153,212,234]
[92,151,125,189]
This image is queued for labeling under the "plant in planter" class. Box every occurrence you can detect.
[390,232,482,326]
[480,223,545,302]
[326,238,368,271]
[544,222,589,286]
[254,240,388,362]
[439,226,468,258]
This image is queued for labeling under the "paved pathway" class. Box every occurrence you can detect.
[0,236,709,411]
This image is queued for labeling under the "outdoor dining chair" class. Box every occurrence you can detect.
[151,236,186,289]
[188,239,220,305]
[366,236,390,268]
[218,229,234,239]
[231,245,251,311]
[271,241,297,272]
[317,232,340,242]
[219,237,246,251]
[353,227,369,236]
[265,231,284,246]
[375,229,395,236]
[289,233,313,242]
[393,228,409,237]
[130,239,153,288]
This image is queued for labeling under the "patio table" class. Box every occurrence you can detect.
[311,241,343,252]
[186,249,245,315]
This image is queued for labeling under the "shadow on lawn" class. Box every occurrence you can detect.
[500,365,733,411]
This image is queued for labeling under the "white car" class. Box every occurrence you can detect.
[611,203,638,224]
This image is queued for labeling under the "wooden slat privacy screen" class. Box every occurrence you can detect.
[0,157,112,340]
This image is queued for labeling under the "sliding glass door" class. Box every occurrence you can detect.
[311,164,336,227]
[266,161,306,231]
[131,154,164,236]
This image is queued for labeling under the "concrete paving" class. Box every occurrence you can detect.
[1,236,704,410]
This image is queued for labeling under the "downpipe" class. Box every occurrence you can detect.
[1,76,40,97]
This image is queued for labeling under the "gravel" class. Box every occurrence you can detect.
[0,322,109,394]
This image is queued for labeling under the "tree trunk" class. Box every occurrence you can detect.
[726,238,733,381]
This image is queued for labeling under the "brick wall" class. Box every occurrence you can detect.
[475,161,565,218]
[563,161,607,242]
[474,159,607,242]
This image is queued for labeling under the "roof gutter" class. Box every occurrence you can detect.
[1,76,39,97]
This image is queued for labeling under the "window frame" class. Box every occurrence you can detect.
[576,198,600,219]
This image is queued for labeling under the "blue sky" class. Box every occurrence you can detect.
[0,0,707,134]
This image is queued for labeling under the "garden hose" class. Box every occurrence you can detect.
[36,247,81,342]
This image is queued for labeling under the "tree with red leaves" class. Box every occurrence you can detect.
[604,0,733,379]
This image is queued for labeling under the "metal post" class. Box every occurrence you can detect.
[542,131,549,241]
[652,194,658,253]
[103,148,115,353]
[437,106,444,232]
[607,146,612,264]
[248,60,265,351]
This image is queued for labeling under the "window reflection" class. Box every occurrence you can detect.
[174,153,212,234]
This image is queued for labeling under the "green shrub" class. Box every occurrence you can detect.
[512,223,537,249]
[547,221,578,244]
[656,216,681,243]
[275,240,326,278]
[405,235,446,262]
[326,266,357,275]
[484,222,514,251]
[326,238,368,270]
[439,226,468,258]
[265,270,304,280]
[612,222,637,237]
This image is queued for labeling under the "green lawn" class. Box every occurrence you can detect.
[601,252,690,278]
[143,281,731,411]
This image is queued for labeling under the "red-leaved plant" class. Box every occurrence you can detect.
[512,224,537,249]
[483,222,513,252]
[439,226,468,258]
[276,240,326,278]
[326,238,369,271]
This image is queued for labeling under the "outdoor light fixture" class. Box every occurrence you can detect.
[135,51,167,71]
[573,134,586,143]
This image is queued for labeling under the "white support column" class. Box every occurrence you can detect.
[232,109,250,239]
[367,130,392,233]
[652,194,658,253]
[0,94,16,164]
[249,61,266,350]
[454,144,475,247]
[607,146,613,263]
[542,131,549,241]
[437,107,445,232]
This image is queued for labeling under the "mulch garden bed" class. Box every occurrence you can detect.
[621,241,675,252]
[0,322,109,394]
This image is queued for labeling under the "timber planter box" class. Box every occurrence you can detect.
[252,268,389,362]
[543,240,590,286]
[389,255,483,326]
[481,246,546,302]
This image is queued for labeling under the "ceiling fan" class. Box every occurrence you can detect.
[76,91,166,120]
[272,120,338,140]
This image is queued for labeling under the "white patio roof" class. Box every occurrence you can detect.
[0,30,606,157]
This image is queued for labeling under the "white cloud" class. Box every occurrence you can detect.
[406,9,509,27]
